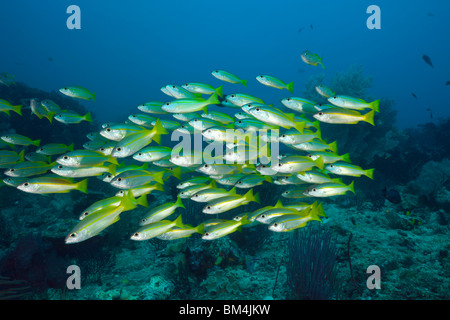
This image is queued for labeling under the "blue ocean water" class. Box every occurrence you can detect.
[0,1,449,302]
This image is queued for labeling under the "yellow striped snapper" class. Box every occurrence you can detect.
[4,161,56,177]
[256,75,294,93]
[65,193,136,244]
[203,189,260,214]
[301,50,325,69]
[182,82,223,97]
[17,176,88,194]
[325,162,374,179]
[211,70,247,87]
[36,143,74,155]
[130,215,184,241]
[111,119,168,158]
[191,186,237,202]
[315,85,335,98]
[314,108,375,126]
[139,197,185,225]
[328,95,380,112]
[304,181,355,197]
[202,215,251,240]
[59,86,96,101]
[157,224,205,240]
[1,133,40,147]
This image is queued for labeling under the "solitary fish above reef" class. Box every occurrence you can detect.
[301,50,324,69]
[59,86,96,101]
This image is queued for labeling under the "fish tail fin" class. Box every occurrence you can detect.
[154,183,165,192]
[286,82,294,94]
[294,121,305,133]
[175,196,185,209]
[107,155,119,165]
[106,163,116,176]
[170,166,182,180]
[2,110,10,116]
[241,79,248,87]
[12,105,22,116]
[120,191,137,211]
[151,171,164,184]
[274,199,284,208]
[264,176,273,183]
[76,179,89,194]
[348,180,356,194]
[68,143,74,151]
[370,99,380,112]
[152,119,168,145]
[365,168,375,180]
[229,186,237,195]
[310,204,323,222]
[314,201,327,218]
[364,110,376,126]
[314,156,324,170]
[174,215,184,228]
[206,93,220,105]
[328,141,338,153]
[33,139,41,147]
[84,112,92,122]
[18,149,25,162]
[216,85,223,98]
[340,153,351,163]
[45,112,56,124]
[136,195,149,207]
[194,223,205,234]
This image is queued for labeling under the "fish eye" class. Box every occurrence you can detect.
[333,96,337,99]
[133,232,139,237]
[237,181,242,184]
[117,178,122,182]
[214,70,218,73]
[141,219,146,223]
[38,148,43,151]
[23,182,29,186]
[204,232,209,236]
[106,128,111,132]
[82,212,88,217]
[63,156,69,160]
[255,108,260,111]
[138,152,142,156]
[238,120,242,124]
[312,188,317,192]
[286,98,291,101]
[165,102,170,105]
[261,214,265,218]
[273,223,278,227]
[278,163,282,166]
[69,233,76,238]
[230,95,235,98]
[107,175,112,178]
[261,165,266,168]
[172,85,176,88]
[329,164,334,167]
[259,75,263,78]
[206,206,211,210]
[116,147,122,152]
[318,112,323,116]
[100,148,105,151]
[194,194,199,197]
[131,115,136,118]
[281,134,286,138]
[58,165,63,169]
[204,164,208,168]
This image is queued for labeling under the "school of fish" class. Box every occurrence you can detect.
[0,52,378,244]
